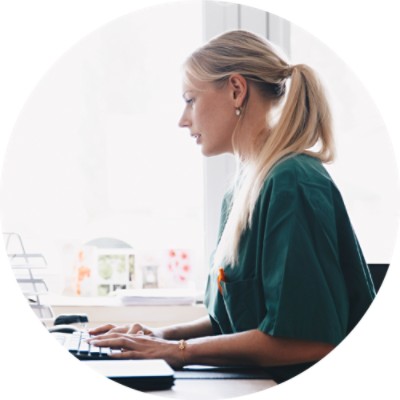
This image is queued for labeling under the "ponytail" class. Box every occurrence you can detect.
[184,31,335,268]
[273,64,334,162]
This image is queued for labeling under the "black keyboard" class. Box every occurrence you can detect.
[51,331,122,360]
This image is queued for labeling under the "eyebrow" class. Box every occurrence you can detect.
[182,90,194,101]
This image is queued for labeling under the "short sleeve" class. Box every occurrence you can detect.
[256,169,352,345]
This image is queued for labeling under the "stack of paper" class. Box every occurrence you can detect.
[113,288,197,306]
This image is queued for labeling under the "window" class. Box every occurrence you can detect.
[0,2,205,295]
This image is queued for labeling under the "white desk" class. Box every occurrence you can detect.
[152,378,277,399]
[49,296,278,398]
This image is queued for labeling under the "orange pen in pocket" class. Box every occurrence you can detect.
[217,267,226,295]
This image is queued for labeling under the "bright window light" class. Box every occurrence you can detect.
[0,2,204,294]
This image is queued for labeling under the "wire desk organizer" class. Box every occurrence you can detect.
[3,232,54,324]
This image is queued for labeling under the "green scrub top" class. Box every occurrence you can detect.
[204,154,376,382]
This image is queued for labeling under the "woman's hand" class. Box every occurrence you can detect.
[88,323,163,338]
[88,316,213,341]
[87,332,184,369]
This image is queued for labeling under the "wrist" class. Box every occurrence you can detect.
[178,339,187,366]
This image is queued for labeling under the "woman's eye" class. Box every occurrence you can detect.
[185,98,194,106]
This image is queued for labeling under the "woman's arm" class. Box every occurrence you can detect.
[185,329,334,367]
[88,327,334,369]
[159,316,215,340]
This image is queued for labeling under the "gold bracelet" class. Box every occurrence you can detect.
[178,339,186,365]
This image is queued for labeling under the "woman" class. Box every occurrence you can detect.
[88,30,375,383]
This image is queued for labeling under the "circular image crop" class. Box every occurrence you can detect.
[1,1,399,400]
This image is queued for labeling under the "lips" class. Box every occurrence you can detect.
[191,133,202,144]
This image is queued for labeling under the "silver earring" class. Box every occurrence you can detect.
[235,108,241,116]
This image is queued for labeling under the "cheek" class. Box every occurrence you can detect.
[213,108,236,137]
[201,102,231,130]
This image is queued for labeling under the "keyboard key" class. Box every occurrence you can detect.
[51,331,121,360]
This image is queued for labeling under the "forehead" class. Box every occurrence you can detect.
[182,73,213,93]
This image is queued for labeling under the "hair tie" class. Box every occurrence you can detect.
[286,65,296,77]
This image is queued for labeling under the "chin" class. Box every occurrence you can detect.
[201,147,219,157]
[200,142,232,157]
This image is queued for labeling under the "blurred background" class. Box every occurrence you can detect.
[1,1,398,299]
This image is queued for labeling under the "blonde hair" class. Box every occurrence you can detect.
[184,30,335,268]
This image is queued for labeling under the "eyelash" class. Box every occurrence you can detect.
[185,98,194,106]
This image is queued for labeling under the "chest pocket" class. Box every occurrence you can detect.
[220,278,264,332]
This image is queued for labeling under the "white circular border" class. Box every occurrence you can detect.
[0,1,398,399]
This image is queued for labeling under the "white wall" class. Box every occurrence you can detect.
[290,24,400,263]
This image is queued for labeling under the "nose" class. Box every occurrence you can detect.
[178,109,191,128]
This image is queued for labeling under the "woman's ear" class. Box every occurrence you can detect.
[228,74,248,107]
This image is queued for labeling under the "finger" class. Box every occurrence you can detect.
[88,324,116,335]
[87,332,123,342]
[127,323,145,335]
[108,325,130,334]
[88,338,120,349]
[89,336,133,350]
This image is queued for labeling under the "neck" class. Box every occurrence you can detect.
[233,89,273,162]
